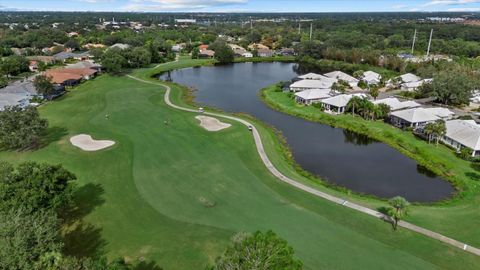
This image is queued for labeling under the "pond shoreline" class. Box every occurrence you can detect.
[259,83,476,202]
[154,61,459,203]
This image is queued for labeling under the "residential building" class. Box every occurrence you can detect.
[401,79,433,92]
[294,89,332,105]
[248,43,269,50]
[290,79,333,92]
[324,71,359,87]
[198,44,209,51]
[28,60,39,72]
[109,43,130,50]
[198,49,215,58]
[362,71,382,85]
[373,97,420,111]
[443,120,480,157]
[321,94,366,113]
[257,48,273,57]
[44,67,98,86]
[277,48,296,56]
[53,51,91,62]
[398,73,422,83]
[241,52,253,58]
[390,107,453,128]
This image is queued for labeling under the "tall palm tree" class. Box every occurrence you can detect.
[388,196,410,230]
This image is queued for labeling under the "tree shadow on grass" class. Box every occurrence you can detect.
[63,221,107,258]
[62,183,107,258]
[39,126,68,148]
[376,206,395,229]
[465,172,480,181]
[62,183,105,224]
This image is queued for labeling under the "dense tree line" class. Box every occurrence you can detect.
[0,106,48,150]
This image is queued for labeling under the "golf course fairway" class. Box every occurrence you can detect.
[1,72,479,270]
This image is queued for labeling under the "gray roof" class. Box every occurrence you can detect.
[54,51,91,60]
[445,120,480,151]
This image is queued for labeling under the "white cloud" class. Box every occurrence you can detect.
[447,6,480,10]
[423,0,480,7]
[122,0,248,11]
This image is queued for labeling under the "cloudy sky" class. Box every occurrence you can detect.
[1,0,480,12]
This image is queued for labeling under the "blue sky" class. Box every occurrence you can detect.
[1,0,480,12]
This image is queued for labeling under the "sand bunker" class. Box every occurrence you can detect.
[195,115,231,132]
[70,134,115,151]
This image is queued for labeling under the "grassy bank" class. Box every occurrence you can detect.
[261,83,480,246]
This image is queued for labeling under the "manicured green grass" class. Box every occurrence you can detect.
[261,84,480,247]
[2,62,480,269]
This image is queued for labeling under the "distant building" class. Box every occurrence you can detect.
[109,43,130,50]
[175,19,196,24]
[198,49,215,58]
[257,48,273,57]
[362,71,382,85]
[277,48,296,56]
[324,71,359,88]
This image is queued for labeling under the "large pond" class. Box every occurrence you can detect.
[160,62,454,202]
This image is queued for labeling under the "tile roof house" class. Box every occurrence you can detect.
[44,68,98,86]
[198,44,209,51]
[198,49,215,58]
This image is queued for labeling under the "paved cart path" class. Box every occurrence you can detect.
[127,73,480,257]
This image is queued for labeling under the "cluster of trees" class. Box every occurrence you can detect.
[0,55,30,77]
[0,161,145,269]
[211,230,303,270]
[346,96,391,121]
[417,65,480,106]
[100,41,174,74]
[0,106,48,150]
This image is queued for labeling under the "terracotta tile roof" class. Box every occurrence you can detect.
[44,67,98,84]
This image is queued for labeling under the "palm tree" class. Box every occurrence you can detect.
[432,120,446,146]
[387,196,410,230]
[423,122,435,144]
[423,120,446,145]
[346,96,363,116]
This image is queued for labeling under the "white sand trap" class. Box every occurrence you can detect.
[196,115,231,132]
[70,134,115,151]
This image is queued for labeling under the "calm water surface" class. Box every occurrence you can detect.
[161,62,454,202]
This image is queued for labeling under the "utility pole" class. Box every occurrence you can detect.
[250,19,253,30]
[309,23,313,40]
[411,29,417,54]
[298,22,301,35]
[426,29,433,57]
